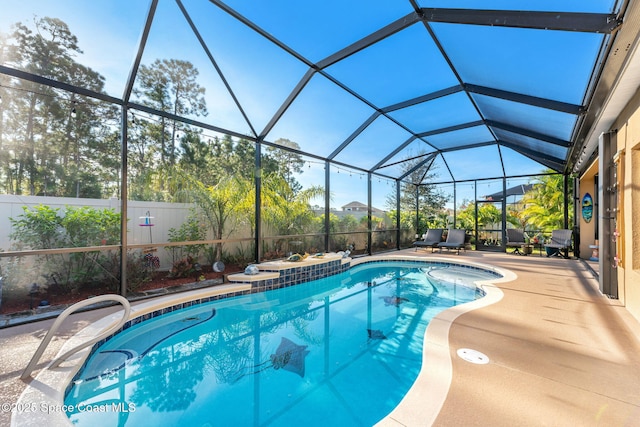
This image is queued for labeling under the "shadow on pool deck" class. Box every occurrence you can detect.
[1,250,639,426]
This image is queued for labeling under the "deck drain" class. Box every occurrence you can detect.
[457,348,489,364]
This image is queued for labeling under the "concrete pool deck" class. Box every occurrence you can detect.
[1,250,639,426]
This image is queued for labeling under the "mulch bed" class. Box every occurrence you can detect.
[0,263,243,317]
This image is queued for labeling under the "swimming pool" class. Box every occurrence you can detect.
[62,260,502,427]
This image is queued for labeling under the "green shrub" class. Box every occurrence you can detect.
[9,204,121,292]
[166,212,207,264]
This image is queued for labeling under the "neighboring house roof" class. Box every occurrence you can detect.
[341,201,386,214]
[342,201,367,209]
[484,184,534,202]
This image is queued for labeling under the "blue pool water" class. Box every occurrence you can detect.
[65,261,499,426]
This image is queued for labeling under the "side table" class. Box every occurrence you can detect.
[523,243,543,256]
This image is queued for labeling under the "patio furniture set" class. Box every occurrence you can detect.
[505,228,573,258]
[413,228,573,258]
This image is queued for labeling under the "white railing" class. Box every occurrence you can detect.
[20,294,131,380]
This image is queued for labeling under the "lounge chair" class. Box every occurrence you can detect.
[506,229,527,255]
[413,228,443,252]
[544,229,572,258]
[438,229,467,255]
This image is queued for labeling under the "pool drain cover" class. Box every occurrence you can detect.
[457,348,489,364]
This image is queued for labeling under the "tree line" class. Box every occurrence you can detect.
[1,16,396,263]
[0,16,308,202]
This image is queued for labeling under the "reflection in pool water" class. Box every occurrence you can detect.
[65,260,499,426]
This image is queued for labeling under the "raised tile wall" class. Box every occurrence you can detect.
[247,259,350,292]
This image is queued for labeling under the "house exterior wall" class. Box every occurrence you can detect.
[611,88,640,322]
[578,160,598,261]
[579,87,640,323]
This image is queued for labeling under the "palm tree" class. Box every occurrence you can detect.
[260,172,324,236]
[520,173,571,232]
[168,168,249,262]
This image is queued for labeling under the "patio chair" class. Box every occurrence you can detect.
[438,229,467,255]
[506,229,527,255]
[413,228,443,252]
[544,229,573,258]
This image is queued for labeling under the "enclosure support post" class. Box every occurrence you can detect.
[254,141,262,263]
[396,180,401,246]
[564,173,570,230]
[474,180,478,247]
[415,185,420,235]
[573,175,581,259]
[501,177,507,252]
[368,172,373,254]
[453,182,457,228]
[120,106,128,297]
[324,161,331,252]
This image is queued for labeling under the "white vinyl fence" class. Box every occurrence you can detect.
[0,193,193,255]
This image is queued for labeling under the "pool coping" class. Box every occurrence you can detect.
[11,255,514,427]
[369,255,513,426]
